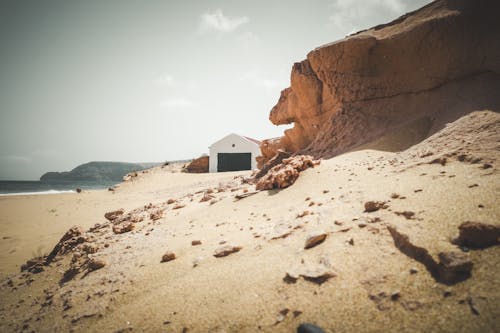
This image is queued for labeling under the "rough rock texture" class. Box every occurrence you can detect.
[45,226,85,263]
[260,0,500,164]
[256,138,283,169]
[256,155,320,190]
[185,156,209,173]
[254,150,292,180]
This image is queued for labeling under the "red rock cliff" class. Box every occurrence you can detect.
[262,0,500,163]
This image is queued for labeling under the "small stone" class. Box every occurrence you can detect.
[191,240,202,246]
[161,251,176,263]
[87,259,106,272]
[297,211,310,218]
[391,291,401,301]
[364,201,387,212]
[213,245,242,258]
[304,231,327,249]
[104,209,125,221]
[409,267,418,274]
[358,223,367,228]
[75,188,82,193]
[150,210,163,221]
[438,251,473,283]
[112,222,134,234]
[334,221,343,226]
[297,323,325,333]
[348,238,354,245]
[199,194,214,203]
[167,199,176,204]
[395,211,415,219]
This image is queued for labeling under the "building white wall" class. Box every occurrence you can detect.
[209,133,261,172]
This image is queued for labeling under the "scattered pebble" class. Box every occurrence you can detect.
[87,259,106,272]
[364,201,387,212]
[304,231,327,249]
[161,251,176,263]
[112,222,134,234]
[297,323,325,333]
[213,245,242,258]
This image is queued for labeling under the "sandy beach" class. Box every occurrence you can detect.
[0,111,498,333]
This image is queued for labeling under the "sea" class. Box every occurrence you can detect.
[0,180,118,196]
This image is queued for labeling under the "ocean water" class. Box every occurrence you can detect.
[0,180,118,196]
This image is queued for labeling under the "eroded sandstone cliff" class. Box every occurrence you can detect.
[261,0,500,165]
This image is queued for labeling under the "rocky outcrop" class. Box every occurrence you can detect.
[255,155,320,190]
[261,0,500,164]
[185,156,209,173]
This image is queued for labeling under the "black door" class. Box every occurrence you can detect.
[217,153,252,172]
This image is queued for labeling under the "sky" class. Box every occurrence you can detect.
[0,0,431,180]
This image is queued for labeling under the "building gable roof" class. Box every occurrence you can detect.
[209,133,261,148]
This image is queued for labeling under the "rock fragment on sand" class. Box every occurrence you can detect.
[284,265,336,285]
[104,209,125,221]
[453,221,500,248]
[297,323,325,333]
[304,231,327,249]
[161,251,176,263]
[199,193,214,202]
[46,226,85,262]
[395,211,415,220]
[150,210,163,221]
[87,258,106,272]
[255,155,320,190]
[191,240,202,246]
[438,251,473,282]
[213,245,242,258]
[364,201,387,212]
[112,222,134,234]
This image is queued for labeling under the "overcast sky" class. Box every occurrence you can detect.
[0,0,430,180]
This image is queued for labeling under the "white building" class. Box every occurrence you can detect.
[209,133,261,172]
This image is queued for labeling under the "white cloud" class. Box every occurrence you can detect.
[160,98,198,109]
[240,71,283,91]
[328,0,427,36]
[199,9,249,33]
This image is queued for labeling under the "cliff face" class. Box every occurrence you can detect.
[263,0,500,163]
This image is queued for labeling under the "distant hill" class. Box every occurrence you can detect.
[40,161,161,183]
